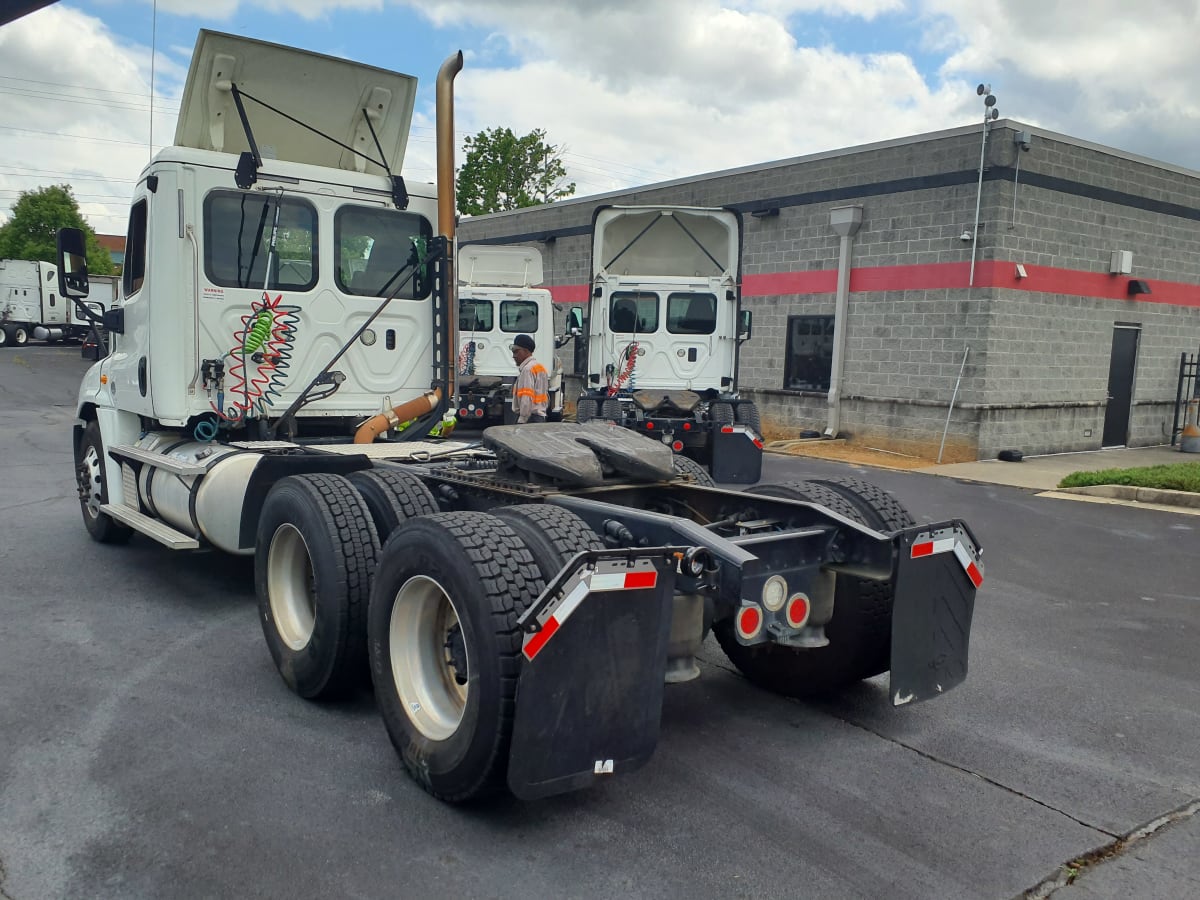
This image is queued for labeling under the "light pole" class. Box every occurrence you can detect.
[969,84,999,287]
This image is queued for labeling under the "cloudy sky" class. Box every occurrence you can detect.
[1,0,1197,236]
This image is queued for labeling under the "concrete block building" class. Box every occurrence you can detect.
[456,120,1200,460]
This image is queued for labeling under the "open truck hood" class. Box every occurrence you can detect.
[459,245,544,288]
[593,206,740,281]
[175,30,417,176]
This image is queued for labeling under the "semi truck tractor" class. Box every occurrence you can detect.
[0,258,106,346]
[61,30,983,804]
[573,206,763,483]
[455,244,563,425]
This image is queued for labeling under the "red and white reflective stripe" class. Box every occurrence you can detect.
[523,565,658,661]
[911,534,983,588]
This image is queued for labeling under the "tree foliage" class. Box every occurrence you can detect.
[456,127,576,216]
[0,185,115,275]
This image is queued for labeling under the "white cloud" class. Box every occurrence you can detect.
[0,5,186,234]
[5,0,1200,240]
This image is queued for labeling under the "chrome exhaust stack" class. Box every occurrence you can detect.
[436,51,463,403]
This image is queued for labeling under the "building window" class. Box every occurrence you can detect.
[785,315,834,391]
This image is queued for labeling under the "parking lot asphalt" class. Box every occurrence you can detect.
[1,345,1198,900]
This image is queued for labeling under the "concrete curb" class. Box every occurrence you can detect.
[1056,484,1200,508]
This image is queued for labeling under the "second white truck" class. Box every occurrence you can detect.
[455,244,563,424]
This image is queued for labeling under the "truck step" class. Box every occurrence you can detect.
[101,504,201,550]
[108,444,208,476]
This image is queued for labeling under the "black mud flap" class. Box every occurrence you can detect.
[889,521,983,706]
[507,551,676,800]
[710,424,763,484]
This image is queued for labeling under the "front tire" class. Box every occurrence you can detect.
[368,512,545,802]
[9,324,29,346]
[76,420,133,544]
[256,474,380,700]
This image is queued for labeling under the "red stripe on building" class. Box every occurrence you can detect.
[546,262,1200,308]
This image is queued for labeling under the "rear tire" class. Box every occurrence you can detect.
[492,504,604,584]
[708,401,735,425]
[76,420,133,544]
[575,397,598,423]
[256,473,380,700]
[347,467,439,539]
[713,480,898,696]
[0,326,8,347]
[600,398,623,423]
[672,453,715,487]
[368,512,544,802]
[735,401,761,435]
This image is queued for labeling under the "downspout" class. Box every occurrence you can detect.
[824,205,863,439]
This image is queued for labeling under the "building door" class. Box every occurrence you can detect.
[1102,324,1140,447]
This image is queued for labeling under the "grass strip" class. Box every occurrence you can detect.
[1059,462,1200,492]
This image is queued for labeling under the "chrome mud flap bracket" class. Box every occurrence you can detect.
[507,549,677,800]
[889,521,983,707]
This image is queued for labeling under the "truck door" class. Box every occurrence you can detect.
[102,194,155,416]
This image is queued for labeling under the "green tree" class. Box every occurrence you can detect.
[0,184,115,275]
[456,127,576,216]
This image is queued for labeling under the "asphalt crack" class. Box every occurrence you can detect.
[1019,799,1200,899]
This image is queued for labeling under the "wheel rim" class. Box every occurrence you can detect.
[79,442,103,520]
[389,575,470,742]
[267,523,317,650]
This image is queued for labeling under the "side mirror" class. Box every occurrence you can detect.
[81,328,103,361]
[568,306,584,335]
[57,227,90,299]
[738,309,753,340]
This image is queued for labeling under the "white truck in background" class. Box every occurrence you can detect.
[0,258,112,347]
[574,206,762,482]
[455,244,563,425]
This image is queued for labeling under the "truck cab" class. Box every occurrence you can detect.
[454,245,562,424]
[74,30,441,444]
[577,206,760,481]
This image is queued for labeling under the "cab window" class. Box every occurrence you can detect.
[499,300,538,333]
[609,291,658,333]
[666,292,717,335]
[336,206,433,298]
[460,298,493,332]
[203,191,317,291]
[123,199,148,297]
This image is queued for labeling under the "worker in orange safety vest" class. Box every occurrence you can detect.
[510,333,549,424]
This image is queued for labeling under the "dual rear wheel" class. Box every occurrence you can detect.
[256,471,602,801]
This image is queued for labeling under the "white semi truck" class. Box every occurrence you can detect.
[455,244,563,425]
[574,206,763,482]
[60,30,983,804]
[0,258,106,347]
